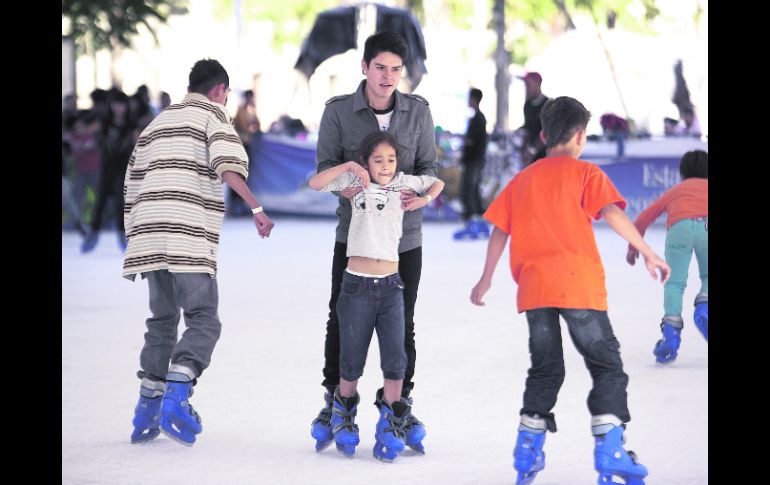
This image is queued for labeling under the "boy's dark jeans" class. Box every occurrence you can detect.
[336,272,407,381]
[322,242,421,392]
[521,308,631,432]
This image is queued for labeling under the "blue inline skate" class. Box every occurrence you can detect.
[513,414,547,485]
[376,388,426,454]
[131,396,162,443]
[693,294,708,341]
[159,381,202,446]
[453,221,478,240]
[452,219,490,241]
[594,423,648,485]
[652,317,682,364]
[330,389,359,457]
[310,388,334,452]
[471,219,490,239]
[130,377,166,443]
[373,399,407,463]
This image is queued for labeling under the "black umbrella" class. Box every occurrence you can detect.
[294,4,428,90]
[294,6,358,79]
[672,59,693,115]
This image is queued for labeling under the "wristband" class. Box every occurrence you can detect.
[424,194,433,203]
[251,206,264,214]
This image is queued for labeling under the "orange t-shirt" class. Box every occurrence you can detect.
[484,156,626,313]
[633,178,708,235]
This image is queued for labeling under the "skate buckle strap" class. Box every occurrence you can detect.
[383,412,406,438]
[184,401,201,423]
[312,393,334,426]
[312,408,332,427]
[332,407,359,433]
[403,412,423,430]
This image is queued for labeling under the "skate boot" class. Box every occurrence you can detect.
[118,231,128,253]
[471,219,490,239]
[376,388,426,454]
[330,389,360,457]
[693,294,708,341]
[652,316,682,364]
[592,415,648,485]
[160,380,202,446]
[373,399,407,463]
[130,377,166,443]
[453,222,478,241]
[80,231,99,253]
[310,387,335,452]
[513,414,547,485]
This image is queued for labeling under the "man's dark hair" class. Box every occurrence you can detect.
[358,131,399,168]
[363,31,408,67]
[469,88,483,103]
[540,96,591,149]
[679,150,708,179]
[188,59,229,95]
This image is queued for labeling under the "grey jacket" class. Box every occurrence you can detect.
[316,80,438,253]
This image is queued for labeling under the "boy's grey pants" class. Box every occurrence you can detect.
[139,270,222,382]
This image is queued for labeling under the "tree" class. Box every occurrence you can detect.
[63,0,188,54]
[212,0,337,51]
[63,0,188,87]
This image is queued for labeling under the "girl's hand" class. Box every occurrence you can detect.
[401,194,430,211]
[348,161,370,188]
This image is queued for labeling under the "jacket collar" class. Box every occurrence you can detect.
[352,80,409,113]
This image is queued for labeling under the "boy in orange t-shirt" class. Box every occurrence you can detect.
[470,96,670,485]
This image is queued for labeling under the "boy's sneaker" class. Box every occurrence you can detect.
[159,381,202,446]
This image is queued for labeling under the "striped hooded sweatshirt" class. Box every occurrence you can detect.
[122,93,248,280]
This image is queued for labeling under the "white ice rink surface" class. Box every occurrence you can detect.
[62,218,707,485]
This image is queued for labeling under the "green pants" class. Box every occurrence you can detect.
[663,217,708,318]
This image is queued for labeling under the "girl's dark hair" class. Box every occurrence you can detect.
[679,150,708,179]
[357,131,399,167]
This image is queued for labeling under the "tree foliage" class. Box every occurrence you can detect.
[212,0,337,51]
[62,0,188,54]
[503,0,660,64]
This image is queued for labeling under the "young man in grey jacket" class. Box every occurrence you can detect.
[310,31,438,455]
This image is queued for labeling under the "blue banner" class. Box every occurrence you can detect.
[598,156,682,223]
[247,135,705,224]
